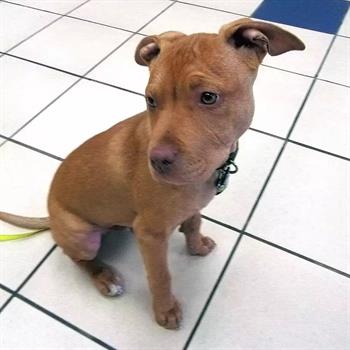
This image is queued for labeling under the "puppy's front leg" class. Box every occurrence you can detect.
[133,219,182,329]
[180,213,216,256]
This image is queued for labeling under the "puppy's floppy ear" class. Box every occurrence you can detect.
[135,31,186,66]
[219,18,305,60]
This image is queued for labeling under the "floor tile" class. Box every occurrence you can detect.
[180,0,263,16]
[318,36,350,86]
[252,65,312,137]
[252,0,349,34]
[11,16,132,75]
[0,141,58,290]
[14,80,146,158]
[189,237,350,350]
[0,2,59,52]
[339,8,350,36]
[291,80,350,158]
[70,0,172,31]
[0,289,11,308]
[0,297,104,349]
[203,130,283,229]
[0,56,77,137]
[21,222,238,349]
[247,143,350,273]
[87,34,149,94]
[9,0,87,14]
[141,2,241,35]
[260,21,333,77]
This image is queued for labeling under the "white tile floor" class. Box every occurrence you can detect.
[0,1,349,349]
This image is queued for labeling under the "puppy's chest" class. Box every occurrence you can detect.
[179,181,217,214]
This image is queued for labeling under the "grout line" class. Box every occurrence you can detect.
[1,0,85,16]
[56,13,142,36]
[243,231,350,279]
[2,0,176,145]
[248,127,285,141]
[201,214,241,234]
[13,293,117,350]
[58,14,143,36]
[260,66,349,90]
[0,283,15,312]
[14,245,57,293]
[183,232,244,349]
[0,51,145,97]
[0,283,15,294]
[174,0,250,18]
[184,30,340,349]
[249,128,350,162]
[0,0,91,57]
[299,77,347,89]
[261,63,313,78]
[1,0,146,37]
[288,139,350,161]
[202,215,350,279]
[316,77,350,88]
[0,243,56,314]
[0,291,14,312]
[337,34,350,39]
[0,245,57,314]
[0,134,63,161]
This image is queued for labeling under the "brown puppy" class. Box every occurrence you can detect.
[0,19,304,329]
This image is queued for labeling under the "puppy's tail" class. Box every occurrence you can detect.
[0,211,50,230]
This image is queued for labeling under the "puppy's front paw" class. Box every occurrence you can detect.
[154,298,182,330]
[188,235,216,256]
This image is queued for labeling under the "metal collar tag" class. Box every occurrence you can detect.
[215,144,239,195]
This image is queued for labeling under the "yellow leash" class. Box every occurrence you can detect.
[0,229,46,241]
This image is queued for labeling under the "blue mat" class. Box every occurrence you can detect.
[252,0,349,34]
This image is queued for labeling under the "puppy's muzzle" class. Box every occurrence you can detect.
[150,145,178,175]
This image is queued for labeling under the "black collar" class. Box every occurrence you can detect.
[215,143,239,195]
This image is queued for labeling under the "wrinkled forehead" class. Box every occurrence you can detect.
[147,33,247,89]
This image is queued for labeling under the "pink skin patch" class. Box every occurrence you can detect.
[84,228,103,252]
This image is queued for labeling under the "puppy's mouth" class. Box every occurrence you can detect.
[149,159,209,185]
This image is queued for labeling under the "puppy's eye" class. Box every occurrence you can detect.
[200,92,218,105]
[146,96,157,108]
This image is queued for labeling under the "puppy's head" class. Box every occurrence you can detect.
[135,19,305,185]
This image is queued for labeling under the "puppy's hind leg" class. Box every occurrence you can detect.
[79,259,124,297]
[50,210,124,297]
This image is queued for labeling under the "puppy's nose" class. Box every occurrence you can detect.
[150,145,178,174]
